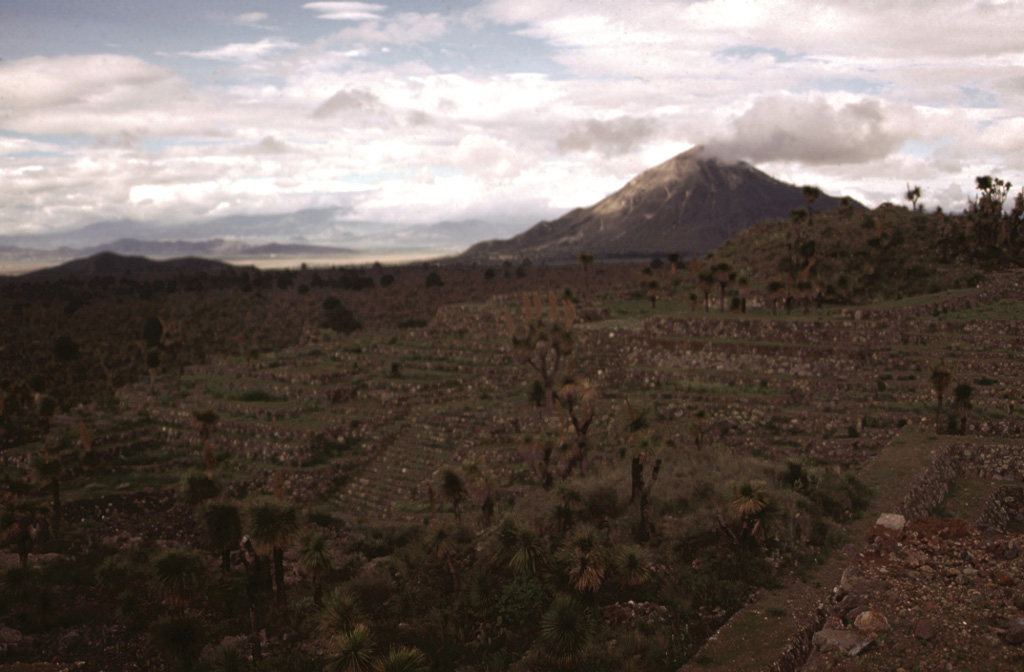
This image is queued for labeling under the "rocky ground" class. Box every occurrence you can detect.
[803,516,1024,671]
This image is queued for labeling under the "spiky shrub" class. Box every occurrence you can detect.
[151,546,206,609]
[298,531,332,606]
[557,525,609,594]
[615,544,653,588]
[495,516,546,576]
[539,596,594,667]
[319,587,364,639]
[325,624,377,672]
[375,645,429,672]
[248,498,298,605]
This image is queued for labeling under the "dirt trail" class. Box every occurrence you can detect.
[678,430,956,672]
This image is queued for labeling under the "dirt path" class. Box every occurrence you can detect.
[678,429,957,672]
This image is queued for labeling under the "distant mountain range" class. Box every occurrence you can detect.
[19,251,242,280]
[463,145,860,260]
[0,211,529,273]
[3,145,863,275]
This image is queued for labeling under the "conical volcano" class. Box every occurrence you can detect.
[463,145,855,259]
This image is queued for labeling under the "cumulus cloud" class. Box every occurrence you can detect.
[313,88,381,118]
[707,95,918,165]
[556,117,657,157]
[326,12,447,45]
[250,136,294,155]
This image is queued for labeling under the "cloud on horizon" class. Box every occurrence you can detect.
[707,94,920,166]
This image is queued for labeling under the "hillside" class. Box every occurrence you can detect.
[463,145,856,261]
[707,203,983,305]
[19,251,242,280]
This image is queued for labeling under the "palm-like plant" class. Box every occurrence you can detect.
[248,499,298,606]
[557,525,608,594]
[325,624,377,672]
[374,645,429,672]
[496,516,545,576]
[319,587,364,638]
[615,545,653,587]
[539,595,593,667]
[152,546,206,610]
[298,530,332,607]
[731,481,774,544]
[732,480,768,518]
[906,184,922,212]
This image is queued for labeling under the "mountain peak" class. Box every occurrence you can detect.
[463,147,854,260]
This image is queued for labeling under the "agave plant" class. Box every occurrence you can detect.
[615,544,653,588]
[319,587,364,639]
[374,645,429,672]
[298,530,332,607]
[495,516,545,576]
[151,546,206,610]
[539,595,593,667]
[324,624,377,672]
[557,525,608,594]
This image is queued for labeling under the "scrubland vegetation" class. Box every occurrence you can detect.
[2,177,1024,671]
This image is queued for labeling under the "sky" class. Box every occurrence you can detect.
[2,0,1024,246]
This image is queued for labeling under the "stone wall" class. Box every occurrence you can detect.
[755,439,1024,672]
[979,485,1024,530]
[894,444,960,520]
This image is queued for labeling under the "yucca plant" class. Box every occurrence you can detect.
[557,525,608,594]
[495,516,545,576]
[615,544,653,588]
[325,624,377,672]
[151,546,206,610]
[298,530,332,607]
[248,498,298,607]
[539,595,593,668]
[374,645,429,672]
[319,587,364,639]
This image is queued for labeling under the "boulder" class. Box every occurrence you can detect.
[812,628,874,655]
[853,610,889,633]
[875,512,906,531]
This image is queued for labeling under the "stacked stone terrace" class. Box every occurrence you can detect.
[105,270,1024,522]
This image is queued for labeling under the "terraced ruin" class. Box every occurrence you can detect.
[3,265,1024,671]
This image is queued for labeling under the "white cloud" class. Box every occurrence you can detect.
[180,38,298,62]
[707,94,920,165]
[321,12,448,46]
[236,12,269,26]
[304,2,385,22]
[556,116,658,157]
[3,0,1024,240]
